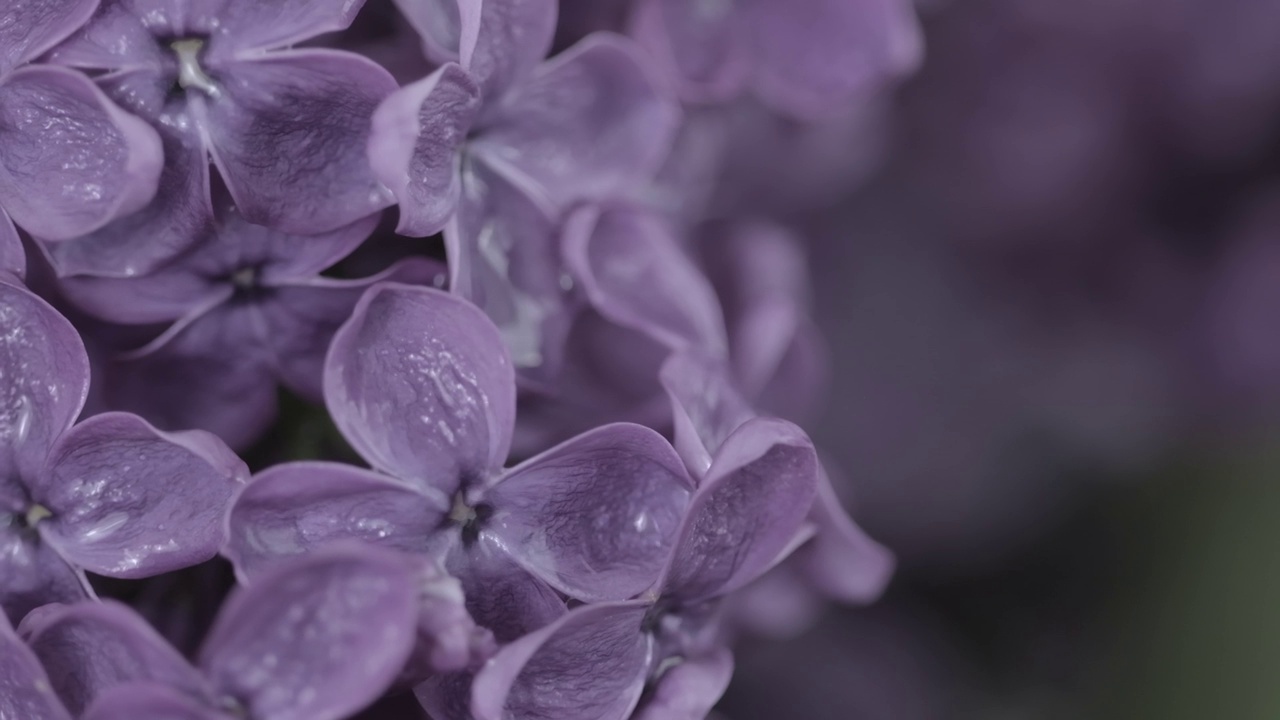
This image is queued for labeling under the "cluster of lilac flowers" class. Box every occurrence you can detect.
[1,0,920,718]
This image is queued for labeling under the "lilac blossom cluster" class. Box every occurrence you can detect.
[0,0,921,718]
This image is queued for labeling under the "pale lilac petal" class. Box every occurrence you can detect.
[0,0,97,74]
[414,672,474,720]
[800,466,895,604]
[200,546,420,720]
[564,204,726,354]
[663,418,820,602]
[265,259,440,402]
[0,209,22,279]
[0,65,162,241]
[44,124,213,278]
[225,461,447,579]
[745,0,923,118]
[470,601,651,720]
[254,211,381,283]
[631,647,734,720]
[0,608,72,720]
[476,34,680,205]
[628,0,750,103]
[488,423,692,601]
[0,528,88,627]
[57,264,220,325]
[0,280,89,484]
[462,0,558,100]
[203,50,396,235]
[208,0,368,58]
[448,536,567,643]
[325,284,515,494]
[81,683,224,720]
[391,0,464,65]
[20,600,208,717]
[368,63,480,237]
[659,351,755,476]
[448,160,567,379]
[33,412,248,579]
[44,2,172,71]
[411,559,497,675]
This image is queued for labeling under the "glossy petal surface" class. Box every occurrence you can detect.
[0,65,162,242]
[0,609,72,720]
[325,284,515,494]
[489,423,692,601]
[631,648,734,720]
[659,352,755,476]
[0,529,88,623]
[21,601,207,717]
[663,418,819,602]
[0,210,21,279]
[33,412,248,578]
[204,50,396,235]
[0,0,96,74]
[209,0,368,58]
[225,461,446,579]
[449,536,567,643]
[471,601,651,720]
[199,546,419,720]
[0,281,88,484]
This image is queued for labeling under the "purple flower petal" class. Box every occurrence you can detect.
[476,34,680,206]
[0,528,89,623]
[0,280,89,484]
[628,0,750,103]
[81,683,224,720]
[325,284,515,495]
[631,647,734,720]
[564,204,726,354]
[488,423,692,601]
[225,461,447,579]
[470,601,651,720]
[207,0,368,59]
[449,535,567,643]
[0,209,22,279]
[412,559,497,674]
[800,466,895,604]
[659,351,755,476]
[20,600,209,716]
[368,63,481,237]
[33,412,248,579]
[461,0,558,100]
[0,65,162,241]
[199,546,420,720]
[663,418,819,603]
[0,0,97,74]
[0,608,72,720]
[202,49,396,235]
[42,2,168,71]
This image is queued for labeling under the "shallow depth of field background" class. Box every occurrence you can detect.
[720,1,1280,717]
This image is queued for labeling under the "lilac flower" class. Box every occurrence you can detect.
[0,0,163,270]
[43,0,397,277]
[369,0,680,372]
[0,277,247,622]
[0,608,72,720]
[419,416,819,720]
[57,196,441,450]
[224,285,693,652]
[629,0,923,117]
[20,544,420,720]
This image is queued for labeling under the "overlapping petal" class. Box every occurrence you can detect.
[33,412,249,578]
[0,529,88,629]
[203,50,396,235]
[208,0,370,59]
[628,0,750,103]
[0,65,162,242]
[81,683,224,720]
[631,647,734,720]
[489,423,692,601]
[0,608,72,720]
[448,536,566,643]
[325,284,515,494]
[199,546,419,720]
[659,351,755,476]
[225,462,447,578]
[460,0,558,100]
[0,0,97,75]
[0,209,22,279]
[800,468,896,604]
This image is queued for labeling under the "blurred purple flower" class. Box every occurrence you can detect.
[43,0,397,277]
[0,277,247,622]
[21,545,420,720]
[0,607,72,720]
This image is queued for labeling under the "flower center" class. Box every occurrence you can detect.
[230,266,259,291]
[450,492,492,545]
[24,504,51,528]
[171,38,219,97]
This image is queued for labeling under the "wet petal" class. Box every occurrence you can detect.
[203,50,396,235]
[43,2,173,72]
[368,63,480,237]
[199,545,420,720]
[489,423,692,601]
[631,647,734,720]
[0,528,88,627]
[0,0,96,74]
[0,280,89,484]
[745,0,923,118]
[462,0,558,100]
[0,209,21,279]
[33,412,249,579]
[470,601,651,720]
[81,683,223,720]
[410,559,497,675]
[564,204,726,354]
[225,461,446,580]
[628,0,750,103]
[662,418,819,603]
[391,0,464,65]
[659,351,755,477]
[476,34,680,206]
[0,65,161,242]
[449,535,567,644]
[0,608,72,720]
[208,0,367,58]
[325,284,515,494]
[20,600,208,717]
[799,465,895,604]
